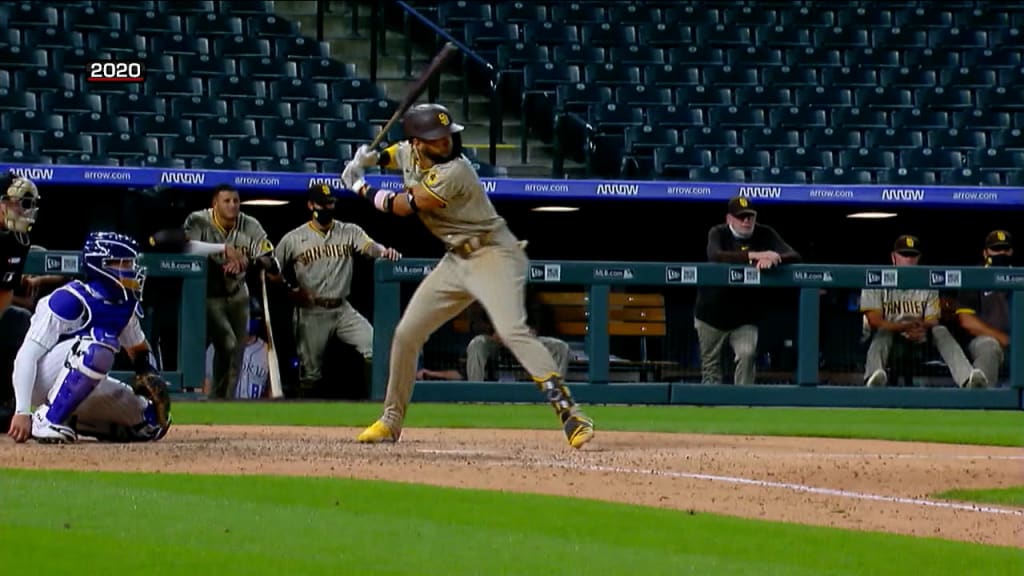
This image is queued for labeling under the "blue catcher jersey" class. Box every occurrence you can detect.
[49,280,141,348]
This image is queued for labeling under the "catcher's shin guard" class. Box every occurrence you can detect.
[535,375,594,449]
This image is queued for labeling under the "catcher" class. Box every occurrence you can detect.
[6,231,171,444]
[341,103,594,449]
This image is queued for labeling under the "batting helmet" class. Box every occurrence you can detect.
[402,104,464,140]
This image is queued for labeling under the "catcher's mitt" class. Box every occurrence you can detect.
[133,373,171,429]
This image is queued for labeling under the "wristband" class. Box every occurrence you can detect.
[372,188,396,213]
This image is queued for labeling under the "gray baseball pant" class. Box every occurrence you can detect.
[694,318,758,385]
[865,325,975,386]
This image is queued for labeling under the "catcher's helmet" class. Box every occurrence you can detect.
[83,231,146,302]
[402,104,464,140]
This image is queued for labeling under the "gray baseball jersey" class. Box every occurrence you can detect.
[276,221,381,300]
[391,142,505,248]
[860,289,940,322]
[183,209,273,296]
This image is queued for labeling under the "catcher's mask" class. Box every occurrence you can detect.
[0,171,40,245]
[83,231,147,303]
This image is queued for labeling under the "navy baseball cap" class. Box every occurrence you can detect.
[893,235,921,255]
[728,196,757,217]
[307,183,335,204]
[985,230,1012,250]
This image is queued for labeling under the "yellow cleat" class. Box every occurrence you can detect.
[356,421,398,443]
[563,414,594,449]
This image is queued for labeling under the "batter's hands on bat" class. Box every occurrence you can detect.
[380,247,402,261]
[341,158,366,194]
[354,145,379,168]
[7,414,30,443]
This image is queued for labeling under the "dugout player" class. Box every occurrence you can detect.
[0,171,40,430]
[340,103,594,449]
[694,197,801,385]
[949,230,1015,387]
[860,235,983,388]
[274,184,401,396]
[183,184,278,399]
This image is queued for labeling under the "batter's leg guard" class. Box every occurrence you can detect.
[46,340,116,426]
[535,375,595,449]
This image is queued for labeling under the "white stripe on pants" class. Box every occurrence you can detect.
[36,338,148,428]
[694,318,758,385]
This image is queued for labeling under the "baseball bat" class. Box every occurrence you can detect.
[260,270,285,399]
[368,41,460,150]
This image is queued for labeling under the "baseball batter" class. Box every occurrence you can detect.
[339,103,594,449]
[183,184,276,399]
[275,184,401,394]
[6,232,171,444]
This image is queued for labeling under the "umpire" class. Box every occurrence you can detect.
[693,196,801,385]
[275,184,401,396]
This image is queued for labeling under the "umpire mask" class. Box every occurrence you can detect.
[312,204,334,226]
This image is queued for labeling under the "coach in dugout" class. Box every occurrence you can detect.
[860,235,984,388]
[693,196,801,385]
[949,230,1015,387]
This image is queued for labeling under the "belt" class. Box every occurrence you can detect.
[311,297,345,308]
[447,232,496,257]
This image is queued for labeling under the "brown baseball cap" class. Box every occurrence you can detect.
[893,234,921,255]
[985,229,1012,250]
[728,196,757,217]
[307,183,335,204]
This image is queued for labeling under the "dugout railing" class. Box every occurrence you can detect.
[372,259,1024,411]
[23,251,207,394]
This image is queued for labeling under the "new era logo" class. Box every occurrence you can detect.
[665,266,698,284]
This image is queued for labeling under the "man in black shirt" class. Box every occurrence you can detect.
[0,171,41,429]
[693,196,801,385]
[952,230,1014,387]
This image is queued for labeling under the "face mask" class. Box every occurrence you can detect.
[986,254,1013,267]
[312,206,333,226]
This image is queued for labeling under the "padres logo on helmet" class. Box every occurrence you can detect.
[402,103,465,140]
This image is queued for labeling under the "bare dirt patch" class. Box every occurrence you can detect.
[2,426,1021,548]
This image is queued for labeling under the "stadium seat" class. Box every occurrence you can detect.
[776,147,833,170]
[583,63,641,87]
[638,23,693,48]
[653,146,712,178]
[218,35,270,58]
[23,27,84,51]
[164,1,215,15]
[66,5,119,32]
[324,120,377,145]
[811,167,875,185]
[646,106,704,129]
[196,117,256,140]
[293,139,348,163]
[551,3,606,24]
[920,87,974,111]
[270,78,328,103]
[237,57,296,80]
[356,99,398,124]
[552,44,605,66]
[296,100,353,122]
[71,112,131,136]
[718,147,771,169]
[42,91,101,115]
[331,79,386,103]
[37,131,92,155]
[98,133,159,158]
[580,23,637,47]
[132,114,189,138]
[864,128,925,150]
[149,73,202,98]
[125,11,183,35]
[107,93,163,117]
[928,128,987,151]
[0,47,50,71]
[555,83,612,114]
[170,95,227,119]
[941,167,1000,186]
[971,148,1024,171]
[494,2,546,23]
[438,1,492,27]
[299,58,356,82]
[145,54,177,75]
[0,131,26,153]
[745,127,800,150]
[194,154,246,171]
[262,117,319,141]
[645,64,701,88]
[669,46,725,67]
[682,126,738,149]
[751,166,808,184]
[840,148,896,171]
[464,21,520,49]
[609,45,665,67]
[893,109,949,130]
[770,107,827,129]
[4,110,63,133]
[795,86,853,109]
[687,166,747,183]
[736,86,793,109]
[248,14,299,38]
[149,34,208,57]
[875,168,935,185]
[226,137,287,161]
[8,3,59,28]
[179,53,234,77]
[710,106,765,128]
[87,30,146,54]
[209,76,266,100]
[991,128,1024,151]
[835,108,889,129]
[762,66,818,87]
[190,13,244,37]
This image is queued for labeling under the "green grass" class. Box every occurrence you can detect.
[173,401,1024,447]
[935,486,1024,508]
[0,469,1020,576]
